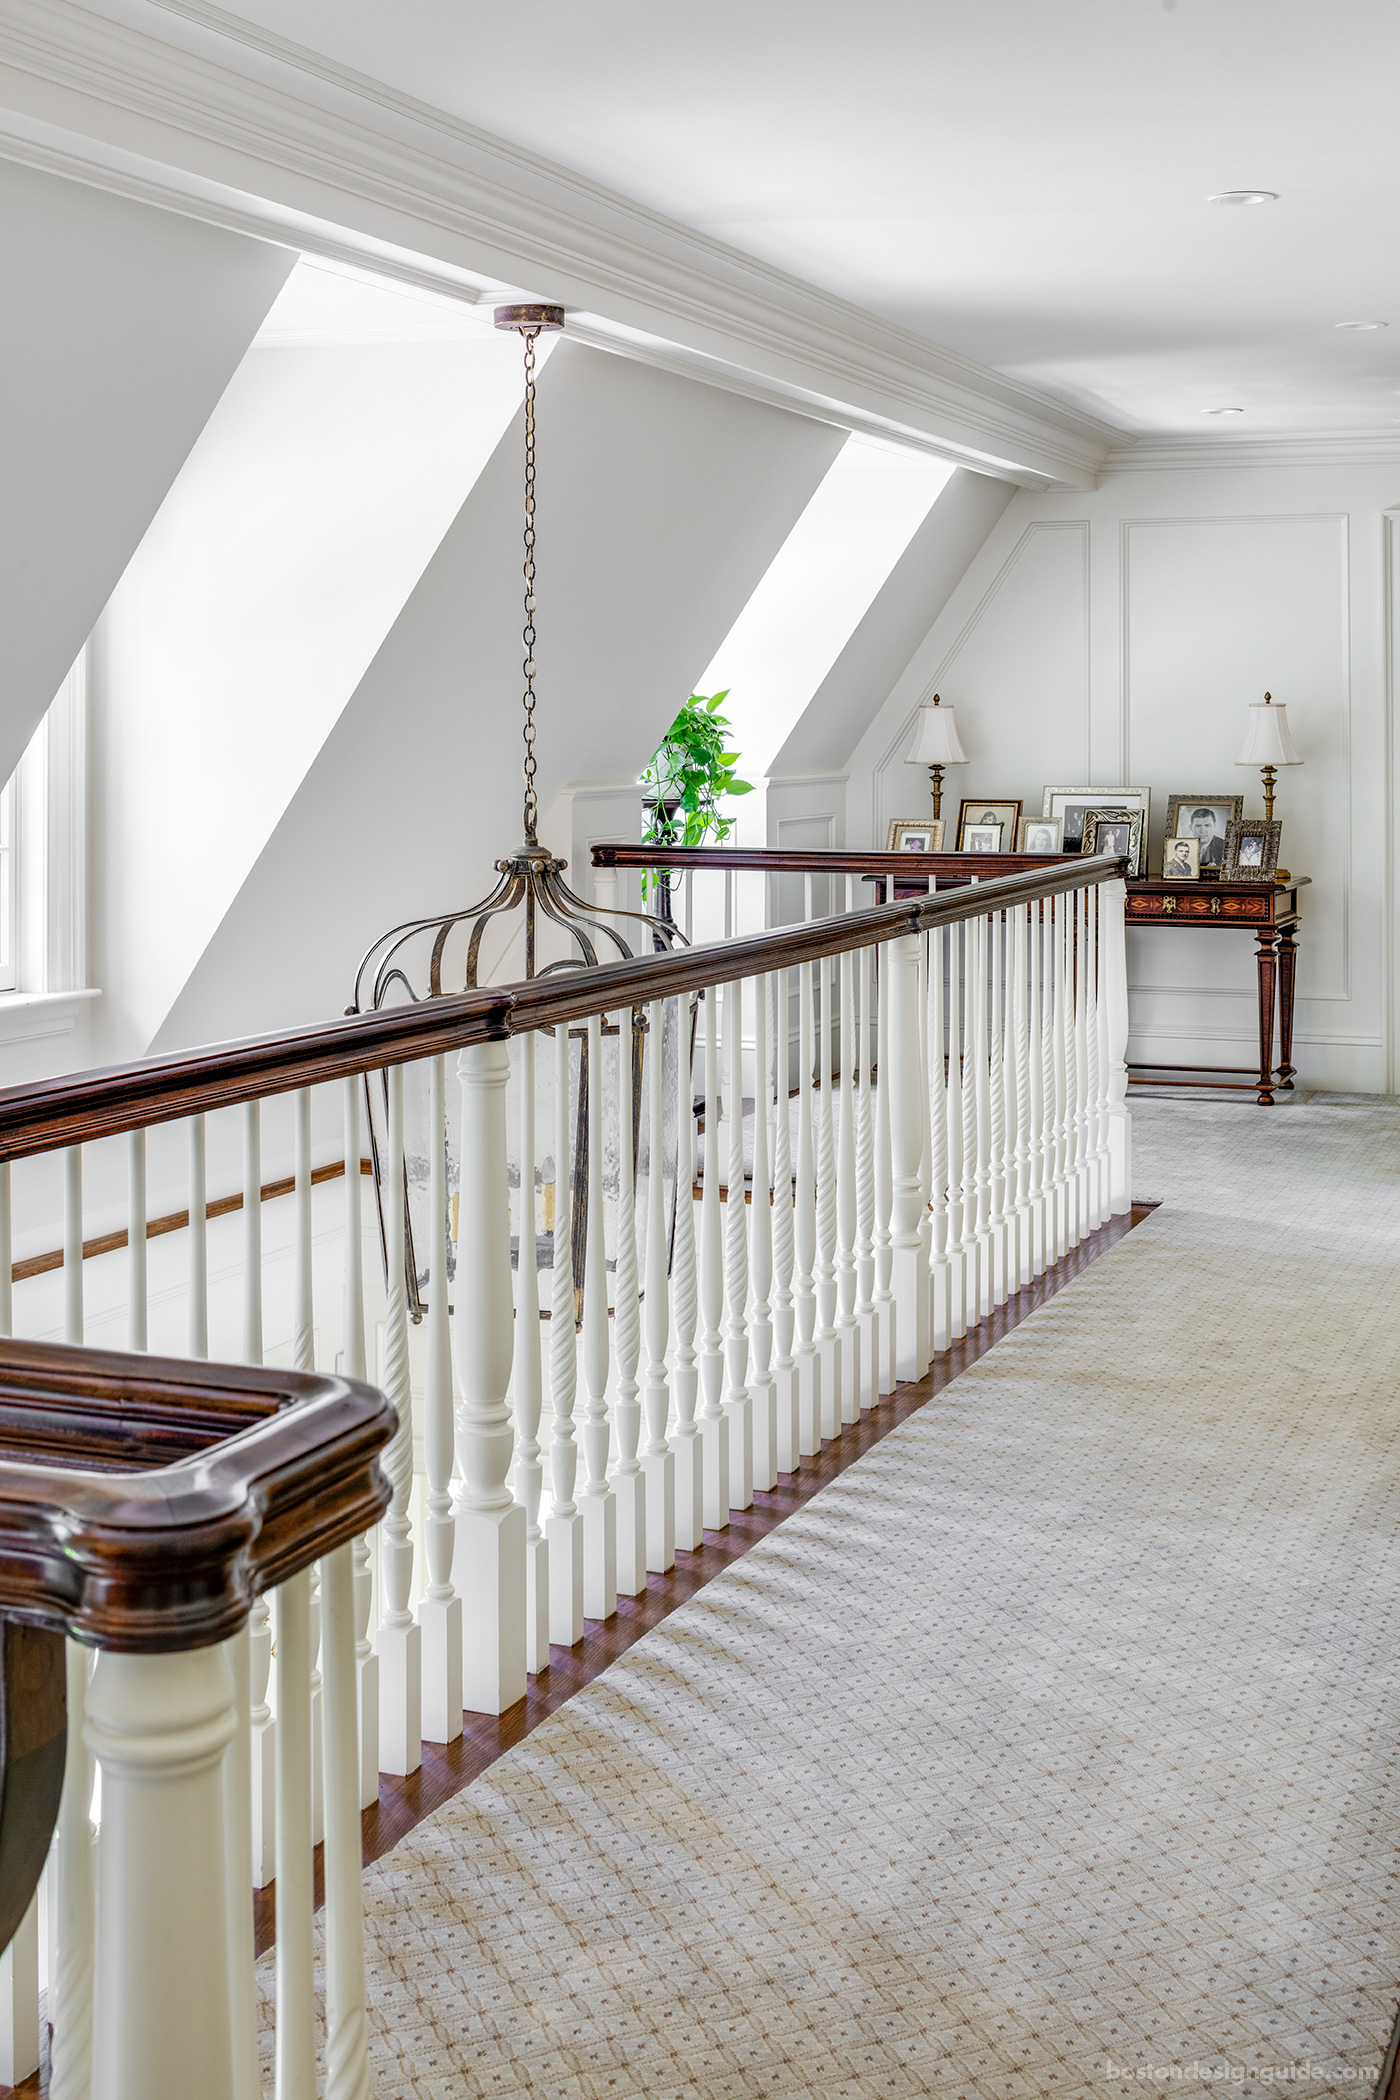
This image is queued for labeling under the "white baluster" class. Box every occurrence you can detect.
[1011,904,1035,1290]
[721,974,753,1508]
[944,922,967,1342]
[1063,890,1083,1250]
[547,1026,584,1644]
[322,1544,370,2100]
[749,973,777,1488]
[971,912,994,1323]
[0,1891,38,2087]
[455,1039,527,1709]
[872,942,897,1394]
[916,925,932,1366]
[670,994,704,1549]
[292,1089,313,1372]
[513,1033,550,1669]
[242,1103,261,1365]
[86,1642,242,2100]
[1000,905,1021,1295]
[1101,876,1132,1213]
[222,1624,256,2100]
[853,939,877,1406]
[888,932,929,1381]
[987,910,1009,1309]
[641,999,676,1569]
[834,896,861,1423]
[341,1080,378,1807]
[927,921,952,1356]
[1075,887,1096,1232]
[813,947,841,1436]
[958,917,980,1329]
[188,1116,208,1358]
[1030,900,1052,1277]
[248,1585,276,1889]
[127,1129,147,1352]
[49,1643,93,2100]
[1089,886,1112,1223]
[580,1015,618,1619]
[63,1144,82,1346]
[1051,896,1073,1259]
[695,991,729,1527]
[611,1012,647,1591]
[792,883,820,1450]
[0,1159,11,1340]
[422,1055,463,1739]
[378,1065,421,1771]
[768,969,800,1470]
[273,1572,316,2100]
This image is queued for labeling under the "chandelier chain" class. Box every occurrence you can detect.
[521,326,540,842]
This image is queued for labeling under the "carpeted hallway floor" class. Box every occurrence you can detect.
[270,1096,1400,2098]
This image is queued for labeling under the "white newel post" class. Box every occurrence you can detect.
[1101,876,1132,1213]
[749,973,778,1488]
[547,1025,585,1645]
[422,1055,463,1741]
[721,975,753,1511]
[513,1031,551,1669]
[378,1065,421,1770]
[580,1015,618,1619]
[87,1644,241,2100]
[642,999,677,1570]
[454,1039,527,1711]
[888,932,930,1381]
[612,1011,647,1592]
[670,993,704,1548]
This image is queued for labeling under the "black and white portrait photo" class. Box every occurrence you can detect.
[1237,834,1263,868]
[1043,787,1150,875]
[963,823,1002,853]
[1162,835,1201,881]
[1165,795,1243,876]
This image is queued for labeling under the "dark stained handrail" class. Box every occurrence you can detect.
[592,843,1069,877]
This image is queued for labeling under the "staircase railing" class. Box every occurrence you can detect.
[0,852,1128,2088]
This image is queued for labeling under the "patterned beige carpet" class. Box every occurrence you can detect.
[266,1096,1400,2098]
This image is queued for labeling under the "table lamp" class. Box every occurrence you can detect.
[905,694,968,819]
[1235,690,1301,879]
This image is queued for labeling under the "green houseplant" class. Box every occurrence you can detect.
[640,690,753,854]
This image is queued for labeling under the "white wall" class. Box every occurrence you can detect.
[845,458,1400,1092]
[0,159,293,783]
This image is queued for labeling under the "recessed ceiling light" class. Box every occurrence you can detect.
[1203,407,1245,416]
[1335,320,1387,331]
[1209,190,1279,206]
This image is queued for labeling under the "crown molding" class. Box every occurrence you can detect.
[1102,430,1400,474]
[0,0,1122,489]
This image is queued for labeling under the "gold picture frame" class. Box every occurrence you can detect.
[956,798,1023,852]
[886,818,945,852]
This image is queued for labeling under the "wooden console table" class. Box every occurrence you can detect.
[1124,876,1308,1106]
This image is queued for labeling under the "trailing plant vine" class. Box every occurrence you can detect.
[640,690,754,862]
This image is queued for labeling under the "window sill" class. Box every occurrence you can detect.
[0,987,100,1047]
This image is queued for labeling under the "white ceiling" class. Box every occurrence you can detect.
[140,0,1400,440]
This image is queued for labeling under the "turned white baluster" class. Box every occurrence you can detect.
[341,1080,378,1806]
[63,1144,82,1345]
[670,994,704,1548]
[127,1129,146,1351]
[1011,904,1035,1289]
[422,1055,462,1739]
[834,894,861,1424]
[1051,895,1073,1258]
[1031,898,1053,1276]
[378,1065,420,1771]
[813,944,841,1436]
[580,1015,617,1618]
[970,912,994,1323]
[720,974,753,1510]
[611,1012,647,1591]
[87,1642,242,2100]
[1063,890,1083,1250]
[291,1090,313,1372]
[242,1103,261,1365]
[547,1025,584,1643]
[987,909,1009,1310]
[641,999,676,1570]
[696,989,728,1527]
[769,968,800,1469]
[958,916,980,1330]
[455,1039,527,1707]
[188,1115,208,1358]
[49,1644,93,2100]
[853,938,877,1407]
[749,972,778,1486]
[274,1571,316,2100]
[321,1544,370,2100]
[513,1032,550,1667]
[1000,906,1021,1294]
[1090,888,1113,1222]
[1041,898,1062,1262]
[888,931,929,1381]
[945,921,968,1342]
[872,942,896,1395]
[1075,888,1097,1231]
[927,921,952,1356]
[1102,875,1132,1213]
[222,1624,256,2100]
[793,879,820,1451]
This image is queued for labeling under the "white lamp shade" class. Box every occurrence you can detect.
[906,700,968,767]
[1235,697,1301,767]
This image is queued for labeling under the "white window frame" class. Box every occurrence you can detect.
[0,653,92,1042]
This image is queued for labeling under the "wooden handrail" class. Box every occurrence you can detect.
[0,1338,394,1651]
[592,843,1069,876]
[0,857,1125,1163]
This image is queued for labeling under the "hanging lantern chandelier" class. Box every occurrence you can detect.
[351,303,687,1320]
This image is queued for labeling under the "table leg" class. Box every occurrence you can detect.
[1254,929,1279,1105]
[1276,931,1297,1089]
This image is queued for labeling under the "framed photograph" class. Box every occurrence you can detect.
[956,798,1023,852]
[1161,834,1201,881]
[962,822,1003,854]
[886,817,945,852]
[1223,818,1281,882]
[1018,816,1063,854]
[1165,794,1243,878]
[1081,807,1143,869]
[1043,786,1151,874]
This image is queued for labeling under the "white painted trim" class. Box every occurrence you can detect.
[0,986,99,1048]
[0,0,1120,489]
[1103,432,1400,474]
